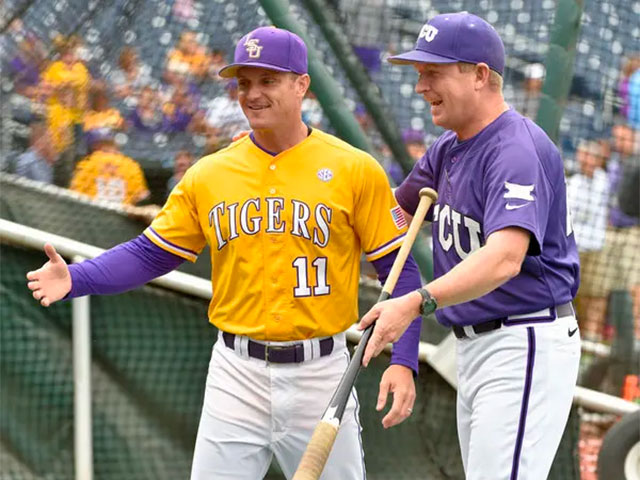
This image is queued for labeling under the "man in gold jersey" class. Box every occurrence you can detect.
[27,27,423,479]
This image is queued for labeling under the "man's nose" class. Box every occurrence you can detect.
[242,82,262,98]
[415,76,430,94]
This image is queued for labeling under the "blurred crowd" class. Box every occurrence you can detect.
[2,20,639,351]
[2,22,326,207]
[557,56,640,350]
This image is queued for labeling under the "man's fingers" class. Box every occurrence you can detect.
[363,325,393,367]
[381,399,404,428]
[26,270,38,281]
[27,281,40,291]
[382,392,412,429]
[362,329,382,367]
[377,379,390,411]
[33,290,42,300]
[44,243,60,263]
[373,339,386,358]
[41,297,50,307]
[357,306,379,330]
[362,342,375,367]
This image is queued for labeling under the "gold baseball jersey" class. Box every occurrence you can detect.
[70,150,149,205]
[145,129,407,340]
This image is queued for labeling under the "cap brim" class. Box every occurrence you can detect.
[388,49,459,65]
[218,62,295,78]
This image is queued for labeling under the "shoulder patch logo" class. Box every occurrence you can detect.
[317,168,333,182]
[503,181,535,201]
[390,205,407,230]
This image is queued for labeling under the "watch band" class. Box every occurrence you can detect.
[416,287,437,315]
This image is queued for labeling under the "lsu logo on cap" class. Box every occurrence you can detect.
[418,24,439,42]
[244,35,263,58]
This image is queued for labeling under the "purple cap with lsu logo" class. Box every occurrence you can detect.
[218,26,308,78]
[388,12,505,75]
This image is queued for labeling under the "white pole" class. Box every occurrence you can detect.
[72,256,93,480]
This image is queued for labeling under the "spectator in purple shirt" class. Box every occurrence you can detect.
[617,55,640,120]
[127,86,163,133]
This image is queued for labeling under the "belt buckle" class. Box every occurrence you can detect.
[264,344,289,364]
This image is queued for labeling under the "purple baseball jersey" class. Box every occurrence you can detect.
[396,108,580,327]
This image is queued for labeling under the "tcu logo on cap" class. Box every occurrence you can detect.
[244,35,263,58]
[418,24,439,42]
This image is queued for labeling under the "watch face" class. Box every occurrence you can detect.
[418,288,436,315]
[422,299,436,315]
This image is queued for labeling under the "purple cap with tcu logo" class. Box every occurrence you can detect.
[218,26,308,78]
[388,12,505,75]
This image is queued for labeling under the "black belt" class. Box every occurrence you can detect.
[452,302,574,339]
[222,332,334,363]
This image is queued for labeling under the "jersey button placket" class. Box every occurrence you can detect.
[266,160,285,333]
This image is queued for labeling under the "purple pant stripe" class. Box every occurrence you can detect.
[510,327,536,480]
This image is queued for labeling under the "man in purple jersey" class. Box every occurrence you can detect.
[359,12,581,480]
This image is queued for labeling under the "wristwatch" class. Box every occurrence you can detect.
[416,288,437,316]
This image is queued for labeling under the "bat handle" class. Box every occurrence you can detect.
[292,420,339,480]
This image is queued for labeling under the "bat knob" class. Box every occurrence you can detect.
[419,187,438,202]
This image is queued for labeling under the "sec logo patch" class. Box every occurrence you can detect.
[317,168,333,182]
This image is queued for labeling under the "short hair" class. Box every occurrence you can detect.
[175,150,194,162]
[576,139,605,156]
[458,62,503,91]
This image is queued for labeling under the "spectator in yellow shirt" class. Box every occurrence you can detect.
[70,133,150,206]
[164,31,209,85]
[41,35,91,123]
[46,84,76,155]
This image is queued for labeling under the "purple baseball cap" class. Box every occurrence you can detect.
[388,12,505,75]
[219,26,308,78]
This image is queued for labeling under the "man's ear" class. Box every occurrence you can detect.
[475,63,491,90]
[297,73,311,97]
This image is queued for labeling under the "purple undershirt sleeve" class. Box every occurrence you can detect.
[371,249,423,375]
[67,234,185,298]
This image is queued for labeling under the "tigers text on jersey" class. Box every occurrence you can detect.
[396,108,580,327]
[145,129,407,341]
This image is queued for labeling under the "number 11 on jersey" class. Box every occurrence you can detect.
[292,257,330,297]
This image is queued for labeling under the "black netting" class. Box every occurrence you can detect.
[1,0,639,478]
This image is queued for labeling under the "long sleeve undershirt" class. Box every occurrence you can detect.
[68,235,422,373]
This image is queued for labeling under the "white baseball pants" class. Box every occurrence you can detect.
[190,332,366,479]
[456,313,581,480]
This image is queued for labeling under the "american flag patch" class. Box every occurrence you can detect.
[390,206,407,229]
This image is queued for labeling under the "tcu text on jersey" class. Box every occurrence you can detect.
[208,197,332,250]
[433,203,482,260]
